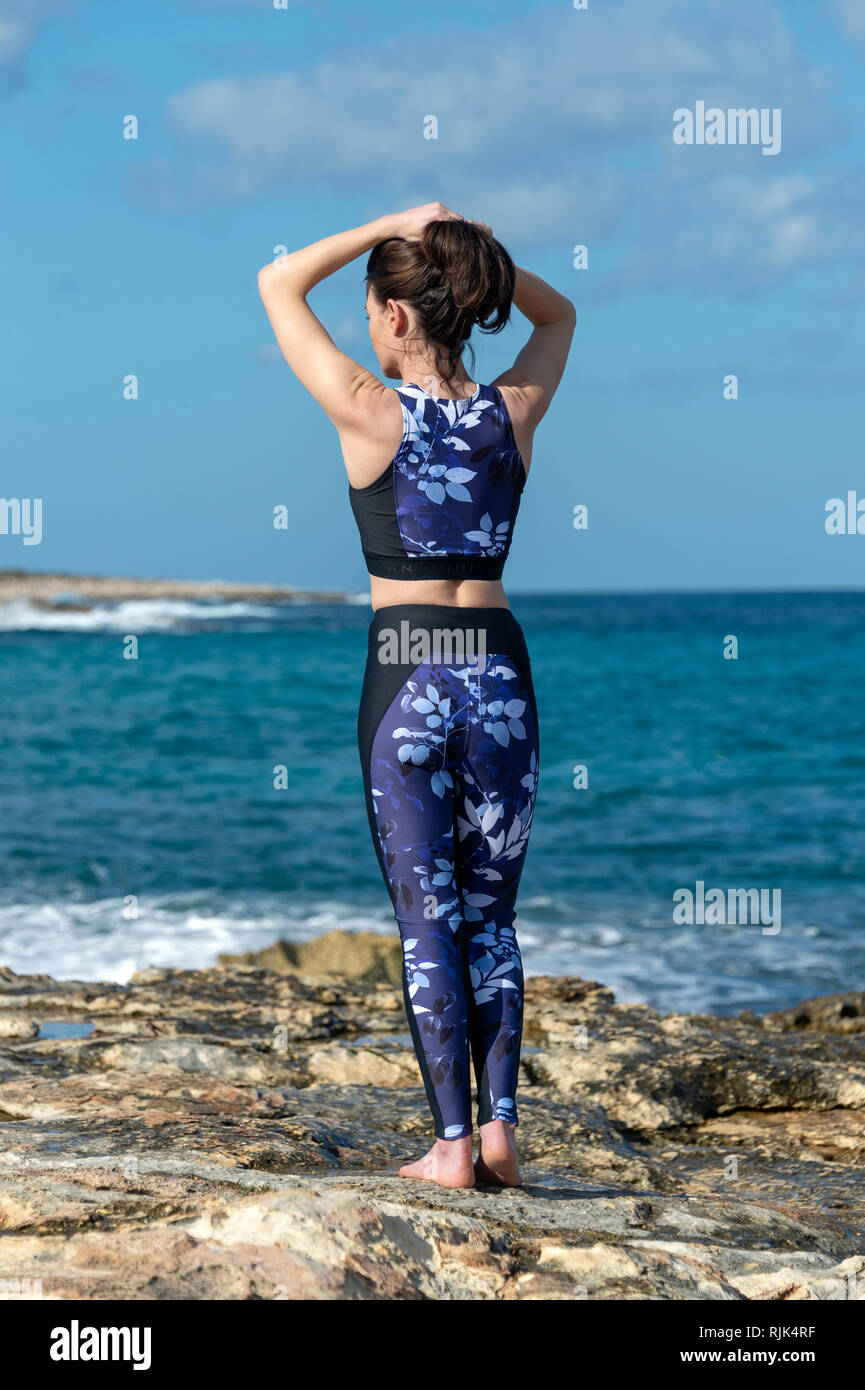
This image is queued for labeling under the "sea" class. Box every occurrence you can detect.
[1,590,863,1016]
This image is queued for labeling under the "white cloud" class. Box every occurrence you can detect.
[831,0,865,41]
[0,1,76,91]
[165,0,829,172]
[0,12,35,91]
[135,0,859,295]
[0,18,32,64]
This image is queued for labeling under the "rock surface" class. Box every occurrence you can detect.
[218,930,404,985]
[0,942,864,1301]
[0,569,356,607]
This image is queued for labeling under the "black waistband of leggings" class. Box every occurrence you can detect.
[367,604,525,653]
[361,603,537,747]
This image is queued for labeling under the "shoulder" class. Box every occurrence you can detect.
[336,384,406,488]
[341,377,405,440]
[487,382,536,473]
[493,381,543,429]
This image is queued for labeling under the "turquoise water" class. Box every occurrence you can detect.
[2,591,864,1014]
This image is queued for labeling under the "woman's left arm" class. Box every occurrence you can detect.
[258,204,459,431]
[258,215,398,429]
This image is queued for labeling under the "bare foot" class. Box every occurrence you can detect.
[475,1120,522,1186]
[399,1136,475,1188]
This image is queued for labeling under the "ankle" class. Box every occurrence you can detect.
[435,1134,473,1156]
[479,1120,517,1146]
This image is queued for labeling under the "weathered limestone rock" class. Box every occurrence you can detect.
[1,937,864,1300]
[218,930,404,985]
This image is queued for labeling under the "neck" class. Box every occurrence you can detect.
[399,357,475,398]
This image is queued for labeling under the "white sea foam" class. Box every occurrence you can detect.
[0,892,583,987]
[0,892,833,1015]
[0,595,369,633]
[0,895,397,983]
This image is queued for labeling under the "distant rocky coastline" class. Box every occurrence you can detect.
[1,929,864,1300]
[0,569,360,608]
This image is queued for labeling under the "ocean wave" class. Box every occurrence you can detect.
[0,892,599,987]
[0,595,369,633]
[0,892,841,1015]
[0,895,398,984]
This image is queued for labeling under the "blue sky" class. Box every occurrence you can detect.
[3,0,865,592]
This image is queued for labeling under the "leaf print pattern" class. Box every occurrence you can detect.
[365,649,539,1139]
[392,385,524,559]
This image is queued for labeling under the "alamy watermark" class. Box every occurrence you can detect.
[377,620,487,671]
[1,497,42,545]
[1,1278,43,1300]
[825,492,865,534]
[673,880,781,935]
[50,1321,151,1370]
[673,102,781,157]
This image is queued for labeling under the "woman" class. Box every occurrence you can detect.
[259,202,575,1188]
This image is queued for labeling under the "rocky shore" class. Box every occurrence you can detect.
[1,930,864,1300]
[0,570,357,607]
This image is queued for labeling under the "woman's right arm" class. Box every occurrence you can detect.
[494,265,576,439]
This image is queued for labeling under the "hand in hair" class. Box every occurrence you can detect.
[391,201,464,242]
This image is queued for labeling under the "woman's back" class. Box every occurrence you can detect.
[349,380,527,595]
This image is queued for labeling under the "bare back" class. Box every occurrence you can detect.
[338,383,538,611]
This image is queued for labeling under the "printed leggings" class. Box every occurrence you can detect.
[358,606,539,1140]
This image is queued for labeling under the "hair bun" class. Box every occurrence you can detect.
[365,219,515,387]
[417,226,449,271]
[420,219,513,327]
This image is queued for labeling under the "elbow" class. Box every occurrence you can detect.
[562,298,577,328]
[257,254,299,302]
[257,260,279,300]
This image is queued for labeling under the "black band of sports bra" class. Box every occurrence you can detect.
[363,552,506,581]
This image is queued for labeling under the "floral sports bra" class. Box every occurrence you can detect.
[349,382,526,580]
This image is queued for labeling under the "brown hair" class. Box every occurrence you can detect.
[365,219,515,388]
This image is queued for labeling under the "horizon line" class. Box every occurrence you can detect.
[0,568,862,601]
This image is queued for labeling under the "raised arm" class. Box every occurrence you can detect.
[493,264,576,434]
[257,203,461,435]
[257,216,396,433]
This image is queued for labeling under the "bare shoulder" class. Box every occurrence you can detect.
[347,377,404,440]
[494,381,538,428]
[494,382,538,473]
[338,382,405,488]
